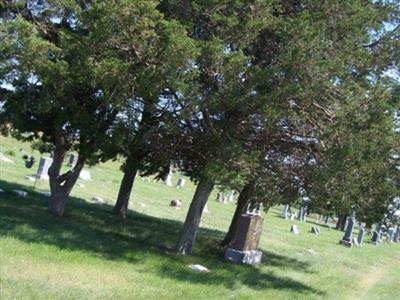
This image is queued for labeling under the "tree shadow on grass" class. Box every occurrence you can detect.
[0,179,324,296]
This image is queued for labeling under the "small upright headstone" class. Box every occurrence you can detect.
[291,225,299,234]
[216,192,223,202]
[357,226,365,246]
[225,213,263,265]
[36,157,53,180]
[339,217,355,247]
[227,191,235,202]
[394,226,400,243]
[68,154,78,167]
[301,207,307,222]
[311,226,320,235]
[281,204,290,219]
[164,170,173,186]
[371,230,381,245]
[324,215,330,224]
[297,207,303,221]
[176,178,186,188]
[387,227,395,242]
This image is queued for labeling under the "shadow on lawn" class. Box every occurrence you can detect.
[0,179,324,295]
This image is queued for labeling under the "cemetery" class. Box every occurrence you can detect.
[0,135,399,299]
[0,1,399,299]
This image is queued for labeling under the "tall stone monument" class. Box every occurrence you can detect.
[339,217,355,247]
[225,212,263,265]
[36,157,53,180]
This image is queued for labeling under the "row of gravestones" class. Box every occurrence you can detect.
[282,204,308,222]
[282,205,400,247]
[35,155,91,181]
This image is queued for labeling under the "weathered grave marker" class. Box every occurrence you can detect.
[311,226,320,235]
[291,225,299,234]
[176,178,186,188]
[339,217,355,247]
[357,226,365,246]
[281,204,290,219]
[371,230,381,245]
[36,157,53,180]
[68,154,78,167]
[225,213,263,264]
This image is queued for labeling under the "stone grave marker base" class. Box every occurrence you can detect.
[339,239,353,248]
[225,248,262,265]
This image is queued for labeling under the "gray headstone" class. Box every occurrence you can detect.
[357,226,365,246]
[164,170,173,186]
[282,204,290,219]
[387,227,395,242]
[394,226,400,243]
[297,207,303,221]
[342,218,354,242]
[176,178,186,188]
[36,157,53,180]
[311,226,320,235]
[324,215,330,224]
[301,207,307,222]
[291,225,299,234]
[371,230,380,245]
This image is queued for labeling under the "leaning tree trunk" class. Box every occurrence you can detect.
[335,214,348,231]
[113,157,138,218]
[48,138,84,216]
[175,177,214,255]
[221,180,256,247]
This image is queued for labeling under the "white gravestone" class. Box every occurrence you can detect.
[79,169,91,181]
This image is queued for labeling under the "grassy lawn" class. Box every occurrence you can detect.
[0,135,399,300]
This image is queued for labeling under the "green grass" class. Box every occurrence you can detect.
[0,135,399,300]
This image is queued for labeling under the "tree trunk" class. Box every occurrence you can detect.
[48,138,84,216]
[335,214,348,231]
[175,177,214,254]
[113,158,138,218]
[221,180,256,247]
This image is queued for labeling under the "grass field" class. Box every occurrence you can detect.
[0,135,399,300]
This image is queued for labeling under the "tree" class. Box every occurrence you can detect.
[0,1,151,215]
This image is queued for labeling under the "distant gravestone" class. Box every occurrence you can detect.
[311,226,320,235]
[394,226,400,243]
[297,207,303,220]
[216,192,223,202]
[36,157,53,180]
[170,199,182,209]
[227,191,235,202]
[281,204,290,219]
[387,227,395,242]
[79,169,91,181]
[176,178,186,188]
[164,170,173,186]
[225,213,263,265]
[301,207,307,222]
[339,217,355,247]
[324,216,330,224]
[290,213,296,220]
[352,237,359,247]
[371,230,380,245]
[357,226,365,246]
[68,154,78,167]
[291,225,299,235]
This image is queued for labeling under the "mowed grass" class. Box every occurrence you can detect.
[0,135,399,300]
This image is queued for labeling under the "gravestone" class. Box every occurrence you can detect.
[301,207,307,222]
[164,170,173,186]
[36,157,53,180]
[357,226,365,246]
[68,154,78,167]
[176,178,186,188]
[394,226,400,243]
[170,199,182,209]
[79,169,91,181]
[325,216,330,224]
[339,217,355,247]
[291,225,299,234]
[371,230,380,245]
[311,226,320,235]
[227,191,235,202]
[281,204,290,219]
[290,213,296,220]
[225,213,263,265]
[387,227,395,242]
[297,207,303,220]
[352,237,359,247]
[216,192,223,202]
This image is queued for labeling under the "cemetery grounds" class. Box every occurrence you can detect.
[0,135,399,300]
